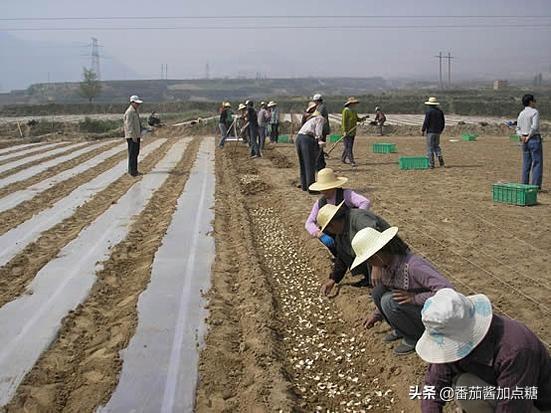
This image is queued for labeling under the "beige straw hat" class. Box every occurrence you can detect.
[350,226,399,270]
[237,103,246,111]
[309,168,348,191]
[424,97,440,105]
[223,101,231,108]
[306,101,318,113]
[344,97,360,106]
[316,201,345,232]
[267,101,277,108]
[416,288,493,364]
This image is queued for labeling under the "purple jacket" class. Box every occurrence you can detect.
[422,314,551,413]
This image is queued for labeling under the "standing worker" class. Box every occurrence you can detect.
[124,94,143,177]
[257,101,270,152]
[268,101,280,143]
[374,106,386,136]
[296,104,326,192]
[218,101,233,149]
[341,97,367,166]
[246,100,261,158]
[517,94,543,190]
[313,93,331,170]
[422,97,445,169]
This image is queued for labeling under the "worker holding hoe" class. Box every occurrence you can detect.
[305,168,371,255]
[341,97,368,166]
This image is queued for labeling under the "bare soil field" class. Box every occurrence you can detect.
[197,134,550,412]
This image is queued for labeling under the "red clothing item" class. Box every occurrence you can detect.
[421,314,551,413]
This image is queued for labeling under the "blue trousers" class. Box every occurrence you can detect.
[522,135,543,189]
[426,133,442,166]
[218,123,228,148]
[249,124,260,156]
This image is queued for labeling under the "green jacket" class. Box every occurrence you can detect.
[341,107,359,136]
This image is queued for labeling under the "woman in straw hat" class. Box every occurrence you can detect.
[305,168,370,255]
[417,288,551,413]
[350,226,452,354]
[267,101,280,143]
[316,202,393,296]
[218,101,233,149]
[341,97,368,166]
[295,104,327,192]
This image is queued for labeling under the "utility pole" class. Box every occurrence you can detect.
[165,64,168,80]
[435,52,443,90]
[90,37,101,80]
[443,52,454,88]
[205,61,210,80]
[161,64,164,80]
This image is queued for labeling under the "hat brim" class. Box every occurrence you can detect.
[415,294,493,364]
[344,100,359,106]
[425,101,439,105]
[319,201,345,232]
[309,177,348,192]
[132,100,143,104]
[350,227,398,270]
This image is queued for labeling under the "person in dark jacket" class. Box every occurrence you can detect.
[246,100,261,158]
[218,102,233,148]
[422,97,445,168]
[416,288,551,413]
[316,202,399,296]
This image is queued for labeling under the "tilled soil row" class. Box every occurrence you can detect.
[0,142,51,157]
[4,136,202,413]
[195,146,295,413]
[0,137,175,309]
[0,142,82,180]
[0,144,67,167]
[0,142,130,235]
[0,140,120,199]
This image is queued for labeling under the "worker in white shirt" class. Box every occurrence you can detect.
[516,94,543,190]
[296,101,326,193]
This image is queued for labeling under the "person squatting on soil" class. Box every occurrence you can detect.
[305,168,370,255]
[341,97,367,166]
[218,101,234,148]
[257,101,271,151]
[268,101,280,143]
[313,93,331,170]
[295,104,326,192]
[416,288,551,413]
[124,94,143,177]
[517,94,543,190]
[246,100,261,158]
[422,97,446,169]
[316,202,392,296]
[350,226,453,355]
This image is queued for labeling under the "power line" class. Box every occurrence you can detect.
[1,15,551,21]
[2,24,551,32]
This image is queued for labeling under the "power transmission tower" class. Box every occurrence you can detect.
[90,37,101,80]
[165,64,168,80]
[443,52,454,88]
[205,61,210,79]
[161,64,164,80]
[435,52,443,90]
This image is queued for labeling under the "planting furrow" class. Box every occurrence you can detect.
[0,142,67,164]
[101,138,214,412]
[0,139,166,265]
[4,137,202,413]
[0,141,128,217]
[0,142,49,156]
[0,138,173,309]
[0,139,191,408]
[0,142,85,176]
[0,141,108,188]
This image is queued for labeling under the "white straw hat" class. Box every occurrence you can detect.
[130,95,143,104]
[316,201,345,232]
[309,168,348,191]
[350,227,399,270]
[238,103,247,111]
[267,101,277,108]
[344,97,360,106]
[313,93,323,101]
[424,97,440,105]
[223,101,232,108]
[416,288,493,364]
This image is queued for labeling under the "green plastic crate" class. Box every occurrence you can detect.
[278,134,290,143]
[509,134,521,142]
[329,134,341,143]
[492,183,539,206]
[461,133,478,141]
[372,143,397,153]
[399,156,429,170]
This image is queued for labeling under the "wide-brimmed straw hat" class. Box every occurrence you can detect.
[238,103,246,111]
[306,101,318,113]
[267,101,277,108]
[416,288,493,364]
[223,101,231,108]
[344,97,360,106]
[425,97,440,105]
[130,95,143,104]
[350,227,399,270]
[316,201,345,232]
[309,168,348,191]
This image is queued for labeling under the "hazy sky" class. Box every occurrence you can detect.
[1,0,550,89]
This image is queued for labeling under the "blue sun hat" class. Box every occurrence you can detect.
[415,288,493,364]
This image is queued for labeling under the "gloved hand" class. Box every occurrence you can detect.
[319,234,335,248]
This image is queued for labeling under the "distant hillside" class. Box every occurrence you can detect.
[0,77,388,106]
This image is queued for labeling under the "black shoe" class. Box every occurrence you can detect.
[438,156,445,167]
[394,340,416,355]
[351,277,370,287]
[384,330,403,342]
